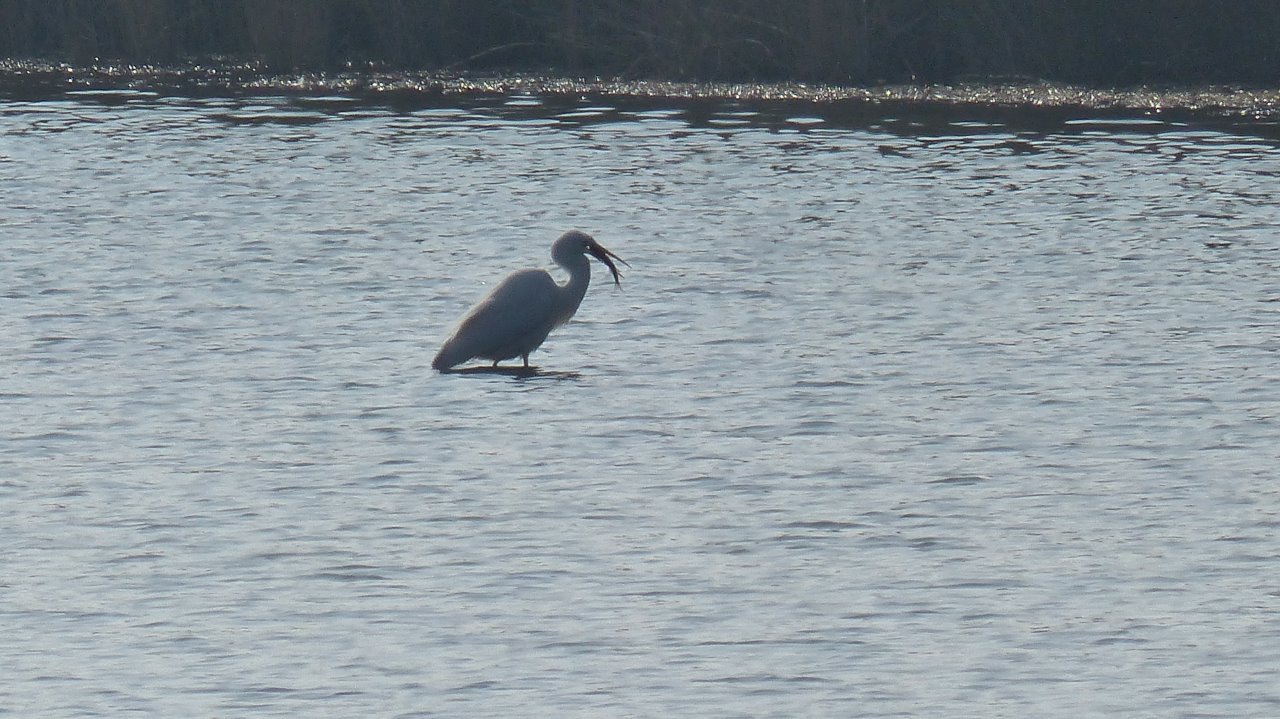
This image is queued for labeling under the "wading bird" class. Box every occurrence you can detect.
[432,230,627,372]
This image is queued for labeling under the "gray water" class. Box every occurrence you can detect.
[3,90,1279,718]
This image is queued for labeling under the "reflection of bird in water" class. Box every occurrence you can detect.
[432,230,627,372]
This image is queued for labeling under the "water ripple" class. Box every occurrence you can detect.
[3,92,1279,718]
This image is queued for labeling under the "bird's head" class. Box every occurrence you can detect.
[555,230,629,287]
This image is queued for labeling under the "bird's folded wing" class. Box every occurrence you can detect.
[437,269,560,364]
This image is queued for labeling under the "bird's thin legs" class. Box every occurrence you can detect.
[522,354,530,369]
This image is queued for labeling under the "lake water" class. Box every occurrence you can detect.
[3,88,1279,717]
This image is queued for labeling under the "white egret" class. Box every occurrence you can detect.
[432,230,627,372]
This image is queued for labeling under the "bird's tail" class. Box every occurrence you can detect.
[432,341,464,371]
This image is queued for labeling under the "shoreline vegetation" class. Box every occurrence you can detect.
[2,1,1278,87]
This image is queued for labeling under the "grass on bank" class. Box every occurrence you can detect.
[1,0,1277,85]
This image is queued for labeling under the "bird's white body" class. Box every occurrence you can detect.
[432,231,625,371]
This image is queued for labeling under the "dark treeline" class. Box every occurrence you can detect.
[2,0,1277,86]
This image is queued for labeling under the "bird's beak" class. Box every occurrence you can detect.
[588,241,629,287]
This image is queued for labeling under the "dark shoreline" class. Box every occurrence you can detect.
[3,1,1280,87]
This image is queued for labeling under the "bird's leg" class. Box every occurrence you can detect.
[522,354,530,369]
[492,359,499,368]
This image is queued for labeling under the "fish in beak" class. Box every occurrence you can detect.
[587,240,630,287]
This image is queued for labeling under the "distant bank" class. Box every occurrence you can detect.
[2,1,1278,86]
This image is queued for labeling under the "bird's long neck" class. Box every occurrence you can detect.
[555,253,591,325]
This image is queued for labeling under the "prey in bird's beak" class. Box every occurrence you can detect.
[587,240,630,287]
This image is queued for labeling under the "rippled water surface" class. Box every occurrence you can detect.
[3,91,1279,717]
